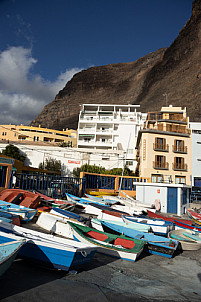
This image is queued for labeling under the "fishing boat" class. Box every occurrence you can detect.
[0,219,96,272]
[168,229,201,251]
[34,191,75,212]
[83,203,129,220]
[66,193,115,206]
[174,220,201,232]
[122,215,172,236]
[99,220,178,258]
[0,200,37,222]
[50,207,87,223]
[0,209,21,226]
[91,218,151,233]
[0,233,25,277]
[86,193,155,213]
[0,189,40,209]
[147,209,193,225]
[36,211,86,239]
[68,221,146,262]
[187,209,201,225]
[111,204,149,216]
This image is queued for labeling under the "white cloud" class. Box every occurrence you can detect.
[0,46,82,125]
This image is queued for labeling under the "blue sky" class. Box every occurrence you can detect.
[0,0,193,125]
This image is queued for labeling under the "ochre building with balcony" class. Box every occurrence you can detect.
[0,124,77,147]
[136,105,192,185]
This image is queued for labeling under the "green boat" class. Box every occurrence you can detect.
[68,221,146,262]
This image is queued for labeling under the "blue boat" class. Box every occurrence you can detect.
[100,220,179,258]
[122,215,172,236]
[50,207,87,223]
[0,219,96,272]
[0,232,25,277]
[66,193,115,206]
[0,200,37,222]
[0,209,21,225]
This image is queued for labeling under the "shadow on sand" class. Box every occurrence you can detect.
[0,252,118,300]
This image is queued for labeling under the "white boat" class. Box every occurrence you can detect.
[0,232,25,277]
[101,192,156,211]
[111,204,149,215]
[168,229,201,251]
[68,221,146,262]
[122,215,172,236]
[91,218,151,233]
[36,211,85,239]
[0,219,96,271]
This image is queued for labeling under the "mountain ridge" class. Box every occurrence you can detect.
[31,0,201,130]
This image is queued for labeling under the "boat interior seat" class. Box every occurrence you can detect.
[114,237,135,249]
[86,230,108,241]
[11,193,24,205]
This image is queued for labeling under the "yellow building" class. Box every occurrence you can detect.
[136,106,192,185]
[0,124,77,147]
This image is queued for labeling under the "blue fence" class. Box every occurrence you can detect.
[85,174,116,190]
[15,173,86,198]
[85,173,149,191]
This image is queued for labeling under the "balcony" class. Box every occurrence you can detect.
[172,145,187,154]
[172,163,187,171]
[153,143,169,152]
[147,112,187,123]
[153,161,169,170]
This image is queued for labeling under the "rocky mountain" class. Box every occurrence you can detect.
[31,0,201,130]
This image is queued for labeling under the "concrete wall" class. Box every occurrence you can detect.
[135,182,190,215]
[189,122,201,186]
[0,143,124,177]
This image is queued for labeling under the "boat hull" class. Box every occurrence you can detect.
[68,222,145,262]
[100,221,178,258]
[0,237,25,277]
[0,221,96,272]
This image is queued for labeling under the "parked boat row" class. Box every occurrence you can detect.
[0,189,201,278]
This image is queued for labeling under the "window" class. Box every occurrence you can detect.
[157,138,163,148]
[154,155,168,169]
[151,174,163,183]
[154,137,168,151]
[173,157,187,170]
[126,161,133,166]
[173,139,186,153]
[84,138,90,142]
[175,176,186,184]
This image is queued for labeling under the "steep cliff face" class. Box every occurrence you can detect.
[31,0,201,130]
[135,0,201,120]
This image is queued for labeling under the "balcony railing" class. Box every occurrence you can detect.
[147,112,187,122]
[153,161,169,170]
[172,145,187,153]
[153,143,169,152]
[172,163,187,171]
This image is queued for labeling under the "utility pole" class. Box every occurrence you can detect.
[163,93,168,106]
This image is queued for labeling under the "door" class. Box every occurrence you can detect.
[167,187,177,214]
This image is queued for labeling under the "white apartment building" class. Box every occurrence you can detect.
[189,122,201,186]
[77,104,147,171]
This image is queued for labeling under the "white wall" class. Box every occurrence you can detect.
[0,143,124,177]
[135,183,190,215]
[189,122,201,186]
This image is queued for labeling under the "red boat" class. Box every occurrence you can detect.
[147,210,193,225]
[34,191,75,212]
[0,189,40,209]
[187,209,201,224]
[174,220,201,232]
